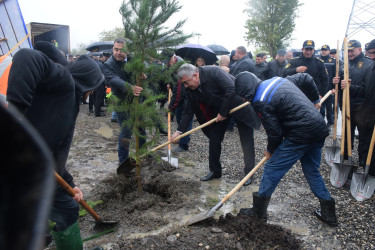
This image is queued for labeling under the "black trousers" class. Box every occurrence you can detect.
[208,118,255,175]
[94,83,106,115]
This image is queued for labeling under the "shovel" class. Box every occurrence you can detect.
[117,101,251,174]
[350,125,375,201]
[54,171,118,225]
[330,37,352,187]
[161,89,178,167]
[325,40,341,166]
[184,156,267,226]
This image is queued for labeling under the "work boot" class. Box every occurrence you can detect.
[314,198,338,227]
[50,221,83,250]
[240,192,270,222]
[243,176,253,186]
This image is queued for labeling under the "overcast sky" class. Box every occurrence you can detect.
[18,0,372,53]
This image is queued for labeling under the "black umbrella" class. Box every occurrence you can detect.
[207,44,230,55]
[85,41,114,52]
[175,43,218,65]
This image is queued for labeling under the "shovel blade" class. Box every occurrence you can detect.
[350,173,375,201]
[161,156,178,168]
[184,210,212,226]
[330,163,352,187]
[324,145,340,167]
[117,158,137,175]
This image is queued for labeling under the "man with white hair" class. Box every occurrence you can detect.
[170,63,260,185]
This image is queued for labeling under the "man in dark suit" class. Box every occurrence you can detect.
[170,64,261,185]
[229,46,255,77]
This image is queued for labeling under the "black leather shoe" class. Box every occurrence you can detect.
[200,171,221,181]
[95,113,106,117]
[89,109,94,113]
[243,176,253,186]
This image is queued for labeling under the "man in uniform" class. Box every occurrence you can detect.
[333,40,374,173]
[284,40,329,107]
[319,45,336,126]
[170,64,260,186]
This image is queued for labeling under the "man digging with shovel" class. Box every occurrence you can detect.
[235,72,338,227]
[170,63,261,186]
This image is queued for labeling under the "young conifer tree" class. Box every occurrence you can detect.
[115,0,191,179]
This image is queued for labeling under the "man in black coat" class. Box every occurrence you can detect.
[229,46,255,77]
[7,42,104,248]
[102,38,146,167]
[333,40,374,170]
[283,40,329,101]
[170,64,261,185]
[263,49,288,79]
[235,72,337,227]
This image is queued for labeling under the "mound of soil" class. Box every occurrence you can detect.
[81,158,301,249]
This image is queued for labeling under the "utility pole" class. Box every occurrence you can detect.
[345,0,375,39]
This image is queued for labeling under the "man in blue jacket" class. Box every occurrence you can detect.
[235,72,338,227]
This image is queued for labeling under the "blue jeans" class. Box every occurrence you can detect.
[175,105,192,150]
[112,111,118,120]
[258,139,332,200]
[117,111,146,163]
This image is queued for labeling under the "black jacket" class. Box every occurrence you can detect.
[178,66,260,135]
[283,55,329,96]
[345,53,374,109]
[264,59,288,79]
[102,55,133,100]
[229,55,255,77]
[235,73,328,153]
[7,48,103,186]
[285,73,320,103]
[253,62,268,80]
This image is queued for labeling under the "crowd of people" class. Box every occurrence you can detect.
[2,36,375,249]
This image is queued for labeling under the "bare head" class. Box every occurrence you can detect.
[235,46,247,60]
[177,63,200,90]
[219,55,230,67]
[113,38,127,62]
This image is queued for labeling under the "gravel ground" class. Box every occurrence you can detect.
[61,104,375,249]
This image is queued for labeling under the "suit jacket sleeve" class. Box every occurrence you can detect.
[102,62,131,95]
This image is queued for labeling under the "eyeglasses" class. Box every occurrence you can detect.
[368,50,375,55]
[181,76,194,86]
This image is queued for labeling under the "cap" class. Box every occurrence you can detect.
[321,45,330,51]
[347,40,361,50]
[277,49,286,56]
[365,42,370,51]
[368,39,375,50]
[330,49,337,54]
[303,40,315,49]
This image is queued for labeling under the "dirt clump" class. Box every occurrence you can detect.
[80,158,301,249]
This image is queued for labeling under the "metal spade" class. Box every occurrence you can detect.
[161,88,178,167]
[325,40,341,167]
[350,125,375,201]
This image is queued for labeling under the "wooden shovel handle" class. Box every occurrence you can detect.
[151,101,251,152]
[319,90,333,105]
[366,126,375,166]
[221,157,267,204]
[333,41,340,140]
[167,89,172,150]
[340,37,349,156]
[346,79,352,158]
[54,171,101,221]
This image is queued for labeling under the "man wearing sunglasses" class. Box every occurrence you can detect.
[283,40,329,113]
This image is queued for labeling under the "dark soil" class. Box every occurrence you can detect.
[80,158,301,249]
